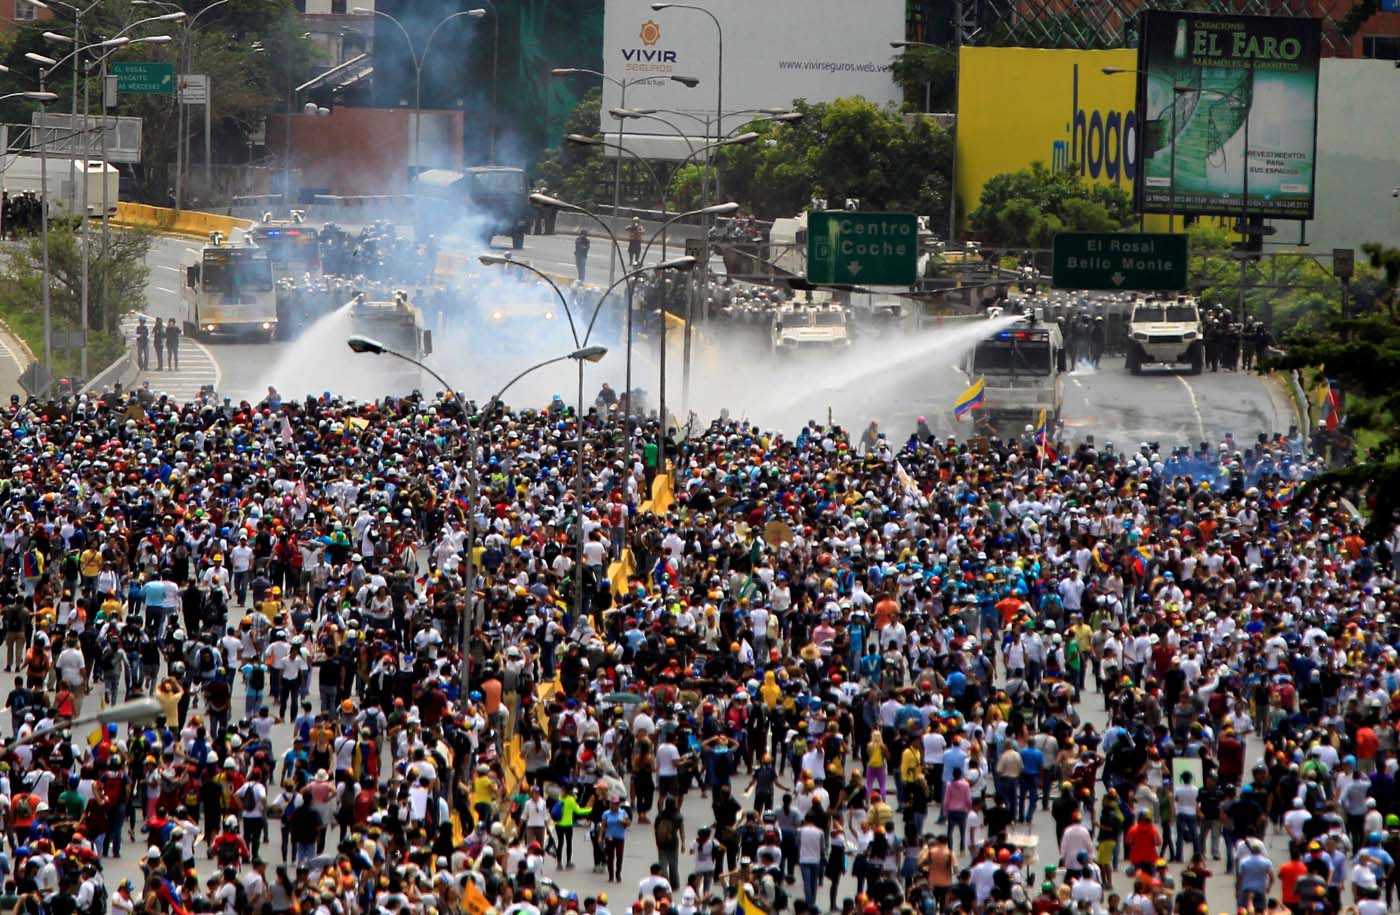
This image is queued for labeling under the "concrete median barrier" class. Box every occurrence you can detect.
[111,202,254,240]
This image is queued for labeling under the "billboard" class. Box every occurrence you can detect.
[1135,11,1321,220]
[602,0,903,154]
[956,48,1145,219]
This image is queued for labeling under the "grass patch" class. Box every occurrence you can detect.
[0,299,125,385]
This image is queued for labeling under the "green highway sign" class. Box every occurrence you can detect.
[1051,232,1188,291]
[111,62,174,95]
[806,211,918,286]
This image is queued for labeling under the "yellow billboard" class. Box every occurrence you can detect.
[956,47,1142,219]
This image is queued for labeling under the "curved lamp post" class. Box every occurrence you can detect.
[552,67,698,284]
[479,253,697,616]
[346,333,605,688]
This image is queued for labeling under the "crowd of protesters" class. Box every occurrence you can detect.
[0,378,1393,915]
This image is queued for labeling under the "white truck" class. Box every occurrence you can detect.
[771,304,851,353]
[964,315,1065,429]
[346,291,435,393]
[0,156,119,217]
[1125,296,1204,375]
[181,233,277,340]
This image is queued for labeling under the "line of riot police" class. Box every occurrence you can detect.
[2,191,46,239]
[1201,305,1272,372]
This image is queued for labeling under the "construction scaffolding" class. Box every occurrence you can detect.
[962,0,1352,56]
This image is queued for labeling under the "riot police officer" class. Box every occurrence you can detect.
[1204,317,1221,372]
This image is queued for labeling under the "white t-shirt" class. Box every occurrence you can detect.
[230,545,254,573]
[281,653,308,681]
[1174,782,1199,816]
[523,797,551,828]
[238,781,267,817]
[656,743,680,776]
[56,647,86,686]
[798,824,825,865]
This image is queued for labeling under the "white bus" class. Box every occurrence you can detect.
[181,235,277,340]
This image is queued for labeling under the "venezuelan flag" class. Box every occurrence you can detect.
[1091,541,1110,572]
[1033,409,1058,462]
[953,376,986,419]
[1131,544,1152,576]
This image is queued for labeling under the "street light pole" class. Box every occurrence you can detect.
[76,30,174,378]
[893,34,960,243]
[165,0,232,211]
[347,334,605,688]
[553,70,698,285]
[652,5,723,407]
[567,130,756,259]
[481,253,695,609]
[353,8,485,177]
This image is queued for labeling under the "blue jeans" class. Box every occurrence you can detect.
[1175,813,1199,861]
[1018,773,1040,821]
[946,810,968,852]
[801,863,821,907]
[995,776,1017,811]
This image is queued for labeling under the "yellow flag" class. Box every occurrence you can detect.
[463,877,493,915]
[642,471,674,516]
[736,884,766,915]
[607,548,636,599]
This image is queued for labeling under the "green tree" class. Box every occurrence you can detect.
[1361,242,1400,319]
[535,95,953,226]
[1186,223,1367,334]
[0,221,152,379]
[969,162,1133,247]
[532,87,670,210]
[1267,306,1400,535]
[705,97,953,224]
[0,221,153,335]
[890,46,957,112]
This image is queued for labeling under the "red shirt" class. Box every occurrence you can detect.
[1279,858,1307,904]
[1356,727,1379,760]
[1125,821,1160,866]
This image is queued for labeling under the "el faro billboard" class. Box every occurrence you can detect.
[1135,11,1321,219]
[601,0,903,134]
[956,48,1143,218]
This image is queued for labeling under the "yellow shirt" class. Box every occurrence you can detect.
[867,740,885,769]
[471,775,496,807]
[900,745,922,783]
[80,550,102,578]
[760,678,782,709]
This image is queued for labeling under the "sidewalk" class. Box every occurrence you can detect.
[0,320,33,399]
[124,315,221,402]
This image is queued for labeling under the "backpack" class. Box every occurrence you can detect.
[247,664,265,691]
[655,814,677,845]
[198,646,216,673]
[86,881,108,915]
[233,878,248,914]
[551,799,564,821]
[14,794,31,820]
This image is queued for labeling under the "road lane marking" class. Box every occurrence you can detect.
[1176,375,1206,443]
[155,286,176,294]
[0,329,24,375]
[158,264,180,272]
[124,314,223,401]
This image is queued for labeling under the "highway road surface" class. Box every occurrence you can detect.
[137,231,1297,449]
